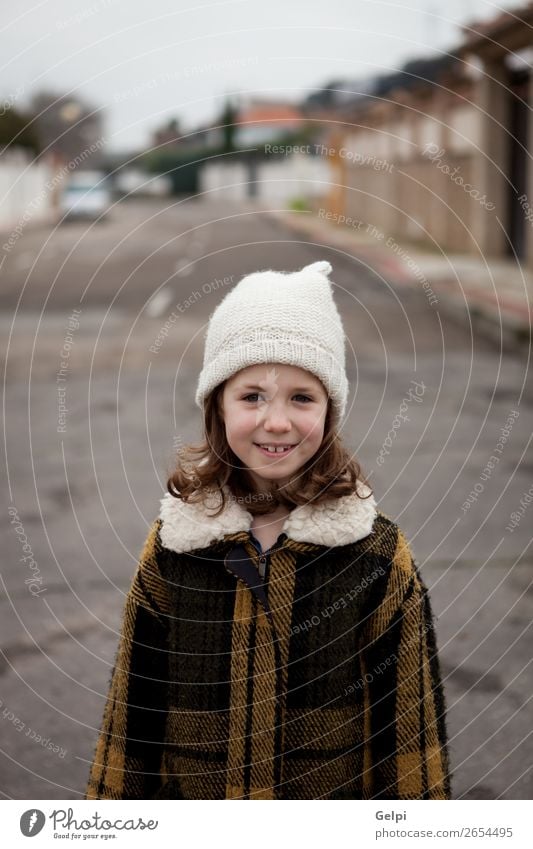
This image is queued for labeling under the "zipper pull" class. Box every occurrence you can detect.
[258,554,267,578]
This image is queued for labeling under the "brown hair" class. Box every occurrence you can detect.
[166,383,373,517]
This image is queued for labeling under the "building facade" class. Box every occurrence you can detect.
[321,4,533,266]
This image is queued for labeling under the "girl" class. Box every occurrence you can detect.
[86,260,451,800]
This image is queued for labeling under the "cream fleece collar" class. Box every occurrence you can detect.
[158,483,378,553]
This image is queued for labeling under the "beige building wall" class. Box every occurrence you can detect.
[329,96,484,256]
[320,49,533,262]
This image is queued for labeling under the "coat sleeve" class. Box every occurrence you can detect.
[85,520,171,800]
[359,527,451,800]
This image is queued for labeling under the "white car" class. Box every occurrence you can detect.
[60,171,111,220]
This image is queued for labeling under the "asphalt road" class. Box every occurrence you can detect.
[1,197,531,800]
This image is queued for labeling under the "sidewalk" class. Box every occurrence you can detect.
[263,207,532,353]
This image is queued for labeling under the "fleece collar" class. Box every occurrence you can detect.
[158,483,378,554]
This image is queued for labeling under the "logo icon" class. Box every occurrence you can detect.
[255,367,280,425]
[20,809,45,837]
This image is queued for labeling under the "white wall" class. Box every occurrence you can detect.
[198,161,249,200]
[199,153,331,203]
[0,148,58,231]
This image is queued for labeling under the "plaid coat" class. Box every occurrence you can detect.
[85,485,451,800]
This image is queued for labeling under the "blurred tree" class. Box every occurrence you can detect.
[0,106,40,155]
[28,91,106,164]
[220,95,238,154]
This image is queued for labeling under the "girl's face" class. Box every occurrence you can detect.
[220,363,329,490]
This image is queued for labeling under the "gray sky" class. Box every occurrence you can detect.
[1,0,523,153]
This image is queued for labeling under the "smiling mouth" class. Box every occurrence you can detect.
[254,443,299,455]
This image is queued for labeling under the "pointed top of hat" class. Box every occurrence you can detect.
[301,260,332,276]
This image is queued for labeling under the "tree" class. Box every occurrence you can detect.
[28,91,105,164]
[220,95,238,154]
[0,106,40,155]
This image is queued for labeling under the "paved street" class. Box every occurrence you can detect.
[1,197,531,799]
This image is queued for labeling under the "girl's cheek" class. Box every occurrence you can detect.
[227,407,252,424]
[239,411,259,429]
[299,413,324,434]
[232,420,257,438]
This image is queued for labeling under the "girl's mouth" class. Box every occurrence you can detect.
[254,443,298,457]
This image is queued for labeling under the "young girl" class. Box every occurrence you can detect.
[86,260,451,800]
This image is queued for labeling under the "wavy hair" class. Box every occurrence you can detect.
[167,382,373,517]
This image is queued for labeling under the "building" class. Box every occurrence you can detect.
[321,2,533,266]
[233,98,306,147]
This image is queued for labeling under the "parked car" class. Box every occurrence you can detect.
[60,170,111,220]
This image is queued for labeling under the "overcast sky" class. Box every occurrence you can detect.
[1,0,523,153]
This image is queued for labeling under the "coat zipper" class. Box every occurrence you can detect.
[250,535,287,581]
[257,553,267,578]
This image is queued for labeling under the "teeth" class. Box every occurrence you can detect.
[260,444,293,453]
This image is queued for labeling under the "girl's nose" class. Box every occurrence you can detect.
[260,405,292,431]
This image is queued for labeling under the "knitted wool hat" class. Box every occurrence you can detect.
[195,260,349,423]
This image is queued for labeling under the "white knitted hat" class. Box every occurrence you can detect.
[195,260,349,423]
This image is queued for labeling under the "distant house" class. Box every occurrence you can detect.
[234,99,306,147]
[198,97,331,203]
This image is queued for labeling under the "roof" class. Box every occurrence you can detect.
[459,1,533,55]
[236,101,305,126]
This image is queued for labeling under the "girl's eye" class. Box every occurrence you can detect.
[242,393,312,403]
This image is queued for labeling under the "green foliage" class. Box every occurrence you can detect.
[141,145,224,194]
[220,97,237,153]
[287,196,311,212]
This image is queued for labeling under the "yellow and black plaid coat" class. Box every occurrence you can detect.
[86,485,451,800]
